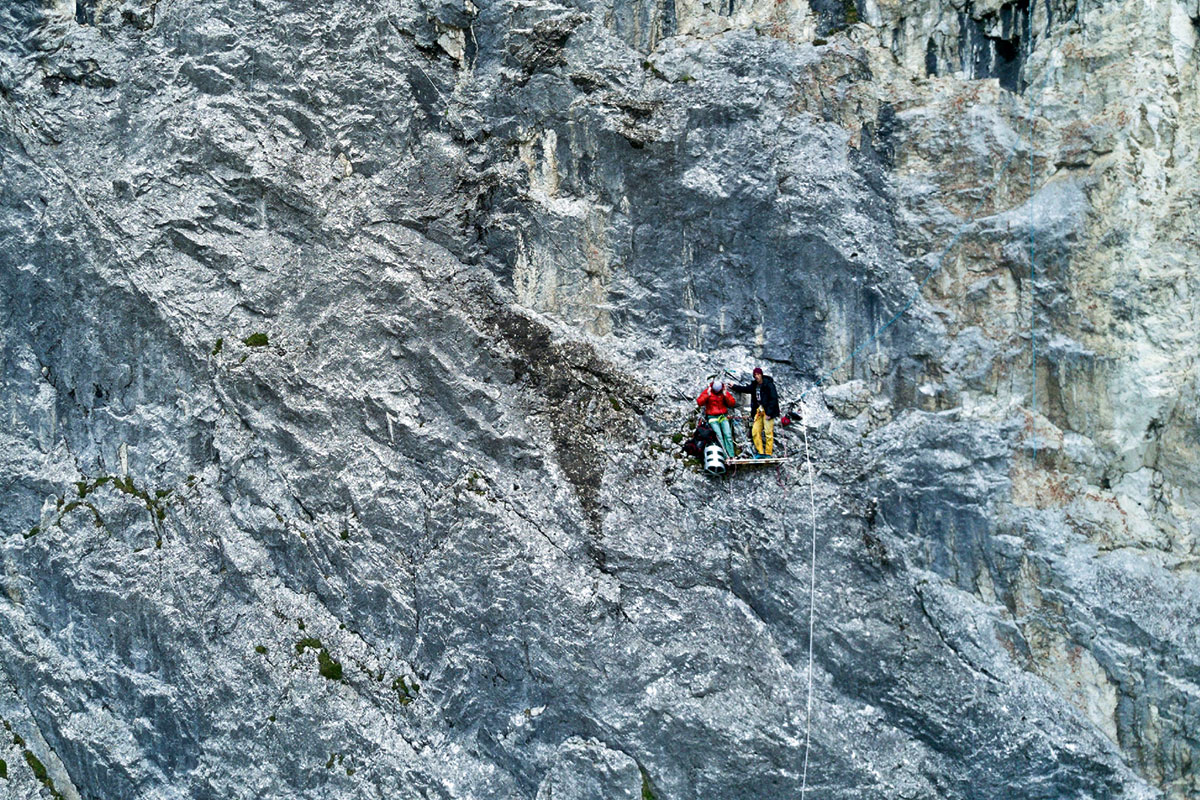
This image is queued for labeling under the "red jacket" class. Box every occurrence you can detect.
[697,386,736,416]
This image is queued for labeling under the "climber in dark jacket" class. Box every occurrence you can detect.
[731,367,780,456]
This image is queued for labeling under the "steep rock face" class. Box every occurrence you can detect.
[0,1,1196,799]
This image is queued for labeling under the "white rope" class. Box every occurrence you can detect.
[799,419,818,798]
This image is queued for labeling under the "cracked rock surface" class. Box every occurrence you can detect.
[1,0,1197,798]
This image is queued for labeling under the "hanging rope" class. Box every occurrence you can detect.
[798,417,818,798]
[790,11,1083,792]
[520,11,1081,796]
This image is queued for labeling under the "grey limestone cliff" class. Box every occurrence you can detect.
[1,0,1198,798]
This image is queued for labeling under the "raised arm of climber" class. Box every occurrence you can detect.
[731,367,779,457]
[697,381,737,416]
[696,380,737,458]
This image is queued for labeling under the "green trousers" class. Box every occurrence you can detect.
[710,415,735,458]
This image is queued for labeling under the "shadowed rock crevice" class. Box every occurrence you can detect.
[484,304,652,531]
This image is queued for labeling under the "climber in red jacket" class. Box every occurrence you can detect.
[696,380,737,458]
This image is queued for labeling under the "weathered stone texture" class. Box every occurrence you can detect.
[1,0,1197,798]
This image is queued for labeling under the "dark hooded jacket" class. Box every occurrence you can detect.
[731,375,780,418]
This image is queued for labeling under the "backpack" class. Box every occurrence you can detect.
[694,421,718,447]
[682,420,716,458]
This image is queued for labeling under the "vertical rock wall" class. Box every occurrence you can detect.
[0,0,1196,798]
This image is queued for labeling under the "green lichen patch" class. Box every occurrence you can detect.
[317,649,343,681]
[644,440,671,457]
[0,720,60,797]
[242,332,269,347]
[211,337,224,355]
[296,638,342,680]
[85,503,105,529]
[23,750,63,800]
[640,767,658,800]
[295,637,322,654]
[41,474,176,538]
[23,752,46,781]
[466,471,487,496]
[640,59,669,81]
[392,675,419,705]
